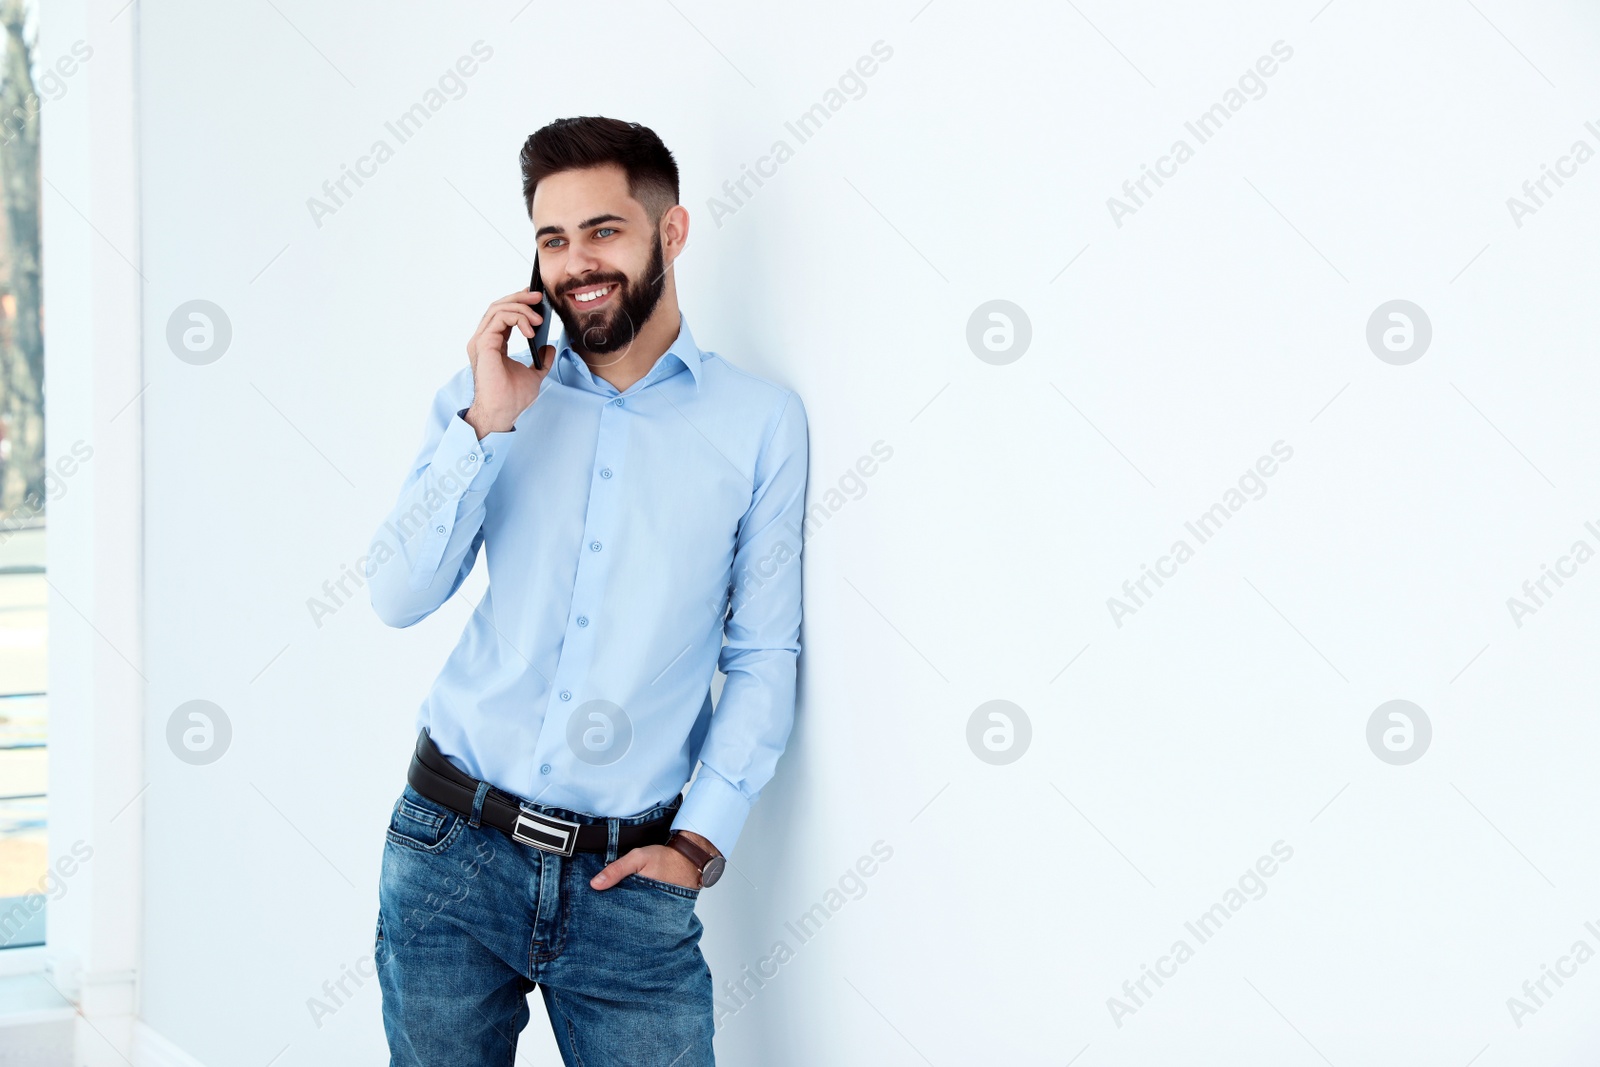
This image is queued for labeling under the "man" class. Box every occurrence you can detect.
[366,116,808,1066]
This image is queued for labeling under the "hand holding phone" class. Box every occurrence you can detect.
[464,262,555,439]
[510,260,555,371]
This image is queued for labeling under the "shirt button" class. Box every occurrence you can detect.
[559,690,571,701]
[435,525,446,534]
[468,452,477,463]
[612,398,624,407]
[589,540,602,552]
[600,468,612,479]
[576,615,588,627]
[540,763,552,775]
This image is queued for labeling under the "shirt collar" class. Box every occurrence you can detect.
[555,310,704,394]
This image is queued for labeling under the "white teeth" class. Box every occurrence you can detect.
[574,286,611,303]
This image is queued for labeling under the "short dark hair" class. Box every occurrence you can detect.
[519,116,679,223]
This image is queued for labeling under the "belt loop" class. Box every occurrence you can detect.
[606,818,620,863]
[468,781,490,829]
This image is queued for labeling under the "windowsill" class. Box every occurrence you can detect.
[0,945,54,980]
[0,969,74,1022]
[0,970,73,1067]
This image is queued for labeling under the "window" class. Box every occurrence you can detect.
[0,0,48,952]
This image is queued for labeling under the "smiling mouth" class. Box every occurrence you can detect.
[566,282,618,310]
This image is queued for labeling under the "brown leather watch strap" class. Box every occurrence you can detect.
[665,831,714,879]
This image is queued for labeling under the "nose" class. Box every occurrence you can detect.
[566,241,601,278]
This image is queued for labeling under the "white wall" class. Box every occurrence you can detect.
[125,1,1600,1064]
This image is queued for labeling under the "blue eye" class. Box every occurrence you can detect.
[596,227,617,238]
[544,238,565,250]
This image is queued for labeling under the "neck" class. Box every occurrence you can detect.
[576,294,682,393]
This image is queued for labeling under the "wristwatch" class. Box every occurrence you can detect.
[665,830,725,888]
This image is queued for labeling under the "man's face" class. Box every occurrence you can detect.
[531,164,669,358]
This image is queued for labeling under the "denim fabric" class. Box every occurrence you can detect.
[376,782,714,1066]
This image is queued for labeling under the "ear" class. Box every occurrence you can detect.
[660,203,690,267]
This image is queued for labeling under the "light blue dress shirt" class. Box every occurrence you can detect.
[367,312,807,855]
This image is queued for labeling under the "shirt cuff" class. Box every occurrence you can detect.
[671,768,751,857]
[445,406,514,494]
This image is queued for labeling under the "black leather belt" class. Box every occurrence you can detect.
[406,728,675,857]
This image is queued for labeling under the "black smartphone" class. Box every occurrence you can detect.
[514,259,554,370]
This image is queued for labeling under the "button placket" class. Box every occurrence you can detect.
[534,390,630,789]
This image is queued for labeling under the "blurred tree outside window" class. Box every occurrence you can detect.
[0,0,50,951]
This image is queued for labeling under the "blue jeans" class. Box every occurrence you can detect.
[376,782,714,1066]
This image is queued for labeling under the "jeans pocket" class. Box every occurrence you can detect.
[630,872,701,901]
[386,785,462,853]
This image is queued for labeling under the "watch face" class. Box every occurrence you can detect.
[701,855,726,887]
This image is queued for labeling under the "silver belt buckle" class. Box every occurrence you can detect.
[511,805,581,857]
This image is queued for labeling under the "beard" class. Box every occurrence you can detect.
[553,233,668,356]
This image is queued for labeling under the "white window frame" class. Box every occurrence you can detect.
[11,0,147,1051]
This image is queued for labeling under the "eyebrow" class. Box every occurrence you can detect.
[535,213,627,239]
